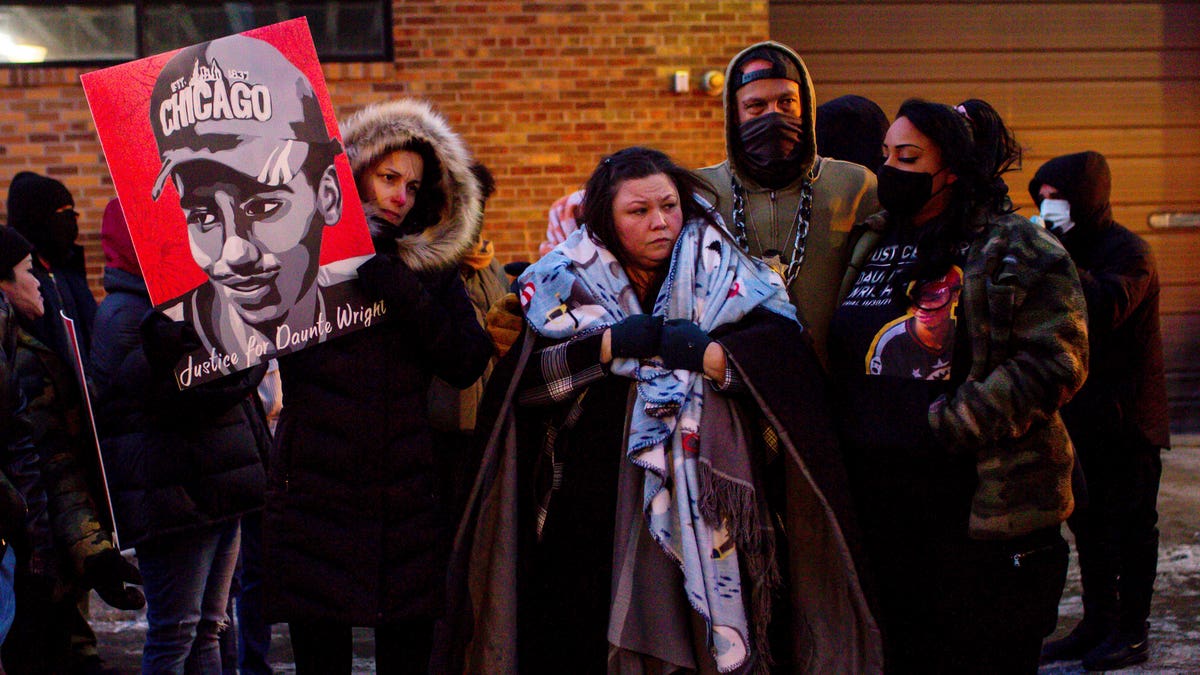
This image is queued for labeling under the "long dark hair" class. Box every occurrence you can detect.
[580,146,717,268]
[957,98,1022,213]
[894,98,993,282]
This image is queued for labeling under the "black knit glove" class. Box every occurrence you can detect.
[357,254,423,313]
[660,319,712,372]
[503,261,531,293]
[83,548,145,611]
[139,310,201,372]
[610,314,663,359]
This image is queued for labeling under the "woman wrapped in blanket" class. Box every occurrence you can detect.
[438,147,881,674]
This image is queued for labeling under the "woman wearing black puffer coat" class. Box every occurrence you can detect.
[264,98,492,674]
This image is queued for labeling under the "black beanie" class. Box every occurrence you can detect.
[7,171,74,242]
[816,95,889,173]
[0,225,34,276]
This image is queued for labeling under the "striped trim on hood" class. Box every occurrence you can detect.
[340,98,481,272]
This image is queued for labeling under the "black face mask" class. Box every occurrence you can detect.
[876,165,948,221]
[38,209,79,262]
[738,112,808,189]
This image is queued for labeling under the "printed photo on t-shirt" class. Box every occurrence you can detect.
[865,266,963,380]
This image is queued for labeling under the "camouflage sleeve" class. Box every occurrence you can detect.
[4,384,55,577]
[930,227,1089,451]
[15,341,113,577]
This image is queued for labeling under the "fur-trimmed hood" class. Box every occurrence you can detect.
[340,98,481,272]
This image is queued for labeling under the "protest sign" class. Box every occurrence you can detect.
[82,18,380,389]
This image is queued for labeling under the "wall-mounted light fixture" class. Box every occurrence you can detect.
[1148,212,1200,229]
[701,70,724,96]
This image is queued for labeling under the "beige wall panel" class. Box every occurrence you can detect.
[1004,156,1200,208]
[814,80,1200,129]
[802,49,1200,85]
[1162,285,1200,317]
[1144,233,1200,290]
[773,2,1200,51]
[1017,127,1200,161]
[1162,315,1200,369]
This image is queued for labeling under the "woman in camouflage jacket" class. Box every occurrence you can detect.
[830,99,1088,674]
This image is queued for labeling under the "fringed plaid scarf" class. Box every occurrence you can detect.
[519,216,795,671]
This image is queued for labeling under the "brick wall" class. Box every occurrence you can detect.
[0,1,768,297]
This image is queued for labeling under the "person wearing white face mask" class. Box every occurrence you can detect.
[1038,195,1076,235]
[1031,151,1169,672]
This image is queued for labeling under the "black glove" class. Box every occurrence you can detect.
[660,319,712,372]
[139,310,202,372]
[609,314,663,359]
[357,254,423,312]
[83,548,146,611]
[503,261,531,293]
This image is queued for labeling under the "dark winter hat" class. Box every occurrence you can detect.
[0,225,34,276]
[729,45,803,92]
[1028,151,1113,229]
[6,171,74,239]
[149,33,339,200]
[100,198,141,277]
[816,95,889,173]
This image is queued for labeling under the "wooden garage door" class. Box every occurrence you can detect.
[773,0,1200,432]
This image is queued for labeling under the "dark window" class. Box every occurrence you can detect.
[0,1,390,66]
[0,5,137,63]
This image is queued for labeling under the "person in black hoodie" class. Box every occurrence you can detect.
[7,173,122,675]
[6,172,96,367]
[1031,151,1170,671]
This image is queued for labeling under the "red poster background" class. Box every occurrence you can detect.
[81,17,373,307]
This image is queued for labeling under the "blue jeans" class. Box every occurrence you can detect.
[0,544,15,645]
[236,510,272,675]
[138,520,242,674]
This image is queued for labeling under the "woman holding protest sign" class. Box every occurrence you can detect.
[264,98,491,674]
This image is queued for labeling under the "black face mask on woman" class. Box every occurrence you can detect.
[738,112,808,189]
[876,164,949,221]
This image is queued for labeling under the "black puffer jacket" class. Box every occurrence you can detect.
[265,98,492,625]
[90,267,267,548]
[1030,151,1170,450]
